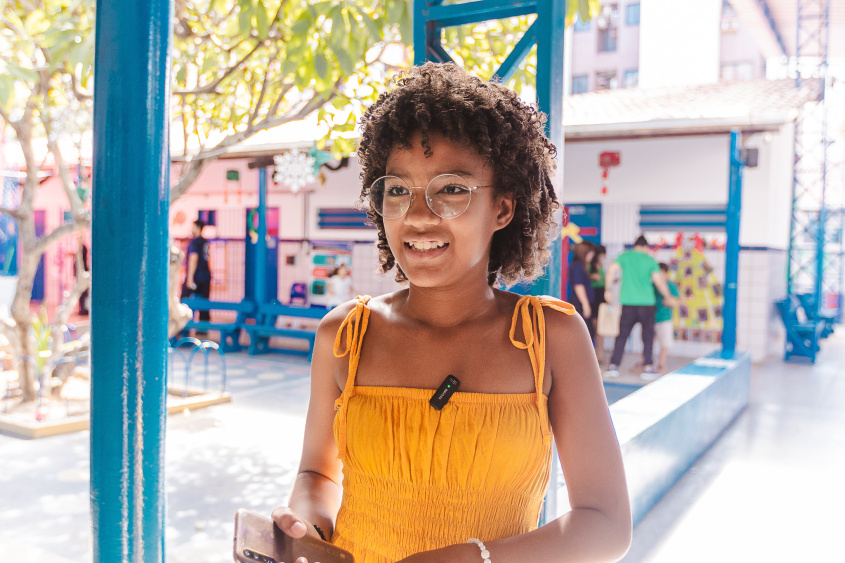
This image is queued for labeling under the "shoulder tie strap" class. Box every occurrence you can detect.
[509,295,575,444]
[333,295,371,459]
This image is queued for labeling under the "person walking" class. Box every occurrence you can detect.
[589,244,607,361]
[604,235,677,378]
[568,241,596,340]
[183,219,212,322]
[653,262,681,377]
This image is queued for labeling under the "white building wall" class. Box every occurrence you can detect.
[561,130,794,362]
[639,0,722,88]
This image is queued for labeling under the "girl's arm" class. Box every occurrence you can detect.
[273,303,356,540]
[399,312,631,563]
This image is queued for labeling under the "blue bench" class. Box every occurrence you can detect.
[795,293,836,339]
[179,297,255,352]
[775,295,824,362]
[243,302,328,359]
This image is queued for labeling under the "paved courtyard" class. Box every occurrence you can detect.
[1,331,843,562]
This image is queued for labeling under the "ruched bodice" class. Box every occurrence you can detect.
[331,295,574,562]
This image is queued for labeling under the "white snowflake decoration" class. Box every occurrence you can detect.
[273,151,316,193]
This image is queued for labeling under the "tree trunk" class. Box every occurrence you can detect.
[11,251,39,402]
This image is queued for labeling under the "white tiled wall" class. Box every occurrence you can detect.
[736,249,786,362]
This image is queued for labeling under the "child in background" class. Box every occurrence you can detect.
[653,262,681,377]
[326,263,354,309]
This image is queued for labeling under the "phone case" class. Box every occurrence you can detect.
[233,509,354,563]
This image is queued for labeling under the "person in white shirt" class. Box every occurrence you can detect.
[326,263,354,309]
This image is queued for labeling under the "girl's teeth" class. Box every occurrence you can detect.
[409,242,444,251]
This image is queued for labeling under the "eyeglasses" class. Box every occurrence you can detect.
[367,174,494,219]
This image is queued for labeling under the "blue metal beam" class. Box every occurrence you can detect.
[756,0,789,57]
[421,0,538,28]
[494,21,537,83]
[256,167,268,303]
[722,130,743,355]
[529,0,565,299]
[90,0,172,560]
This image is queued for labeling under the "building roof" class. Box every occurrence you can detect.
[564,78,821,140]
[729,0,845,61]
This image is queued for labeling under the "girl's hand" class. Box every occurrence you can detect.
[271,506,321,540]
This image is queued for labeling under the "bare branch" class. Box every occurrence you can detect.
[45,135,88,224]
[31,221,88,257]
[173,38,264,96]
[0,206,23,221]
[70,73,93,101]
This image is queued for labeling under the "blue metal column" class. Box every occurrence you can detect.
[723,130,743,355]
[90,0,172,561]
[531,0,565,298]
[412,0,564,297]
[256,167,268,303]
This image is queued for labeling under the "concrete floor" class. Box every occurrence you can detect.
[622,329,845,562]
[1,332,843,562]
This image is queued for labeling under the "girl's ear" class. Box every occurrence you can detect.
[494,194,516,231]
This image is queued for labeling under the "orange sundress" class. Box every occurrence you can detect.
[331,295,575,562]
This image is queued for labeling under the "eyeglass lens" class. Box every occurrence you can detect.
[369,174,473,219]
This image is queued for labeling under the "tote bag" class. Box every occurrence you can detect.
[597,303,620,337]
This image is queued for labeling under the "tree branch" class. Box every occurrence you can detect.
[45,135,89,225]
[31,221,86,257]
[0,206,23,221]
[173,38,264,96]
[70,73,93,101]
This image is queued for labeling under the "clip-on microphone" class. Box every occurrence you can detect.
[429,375,460,410]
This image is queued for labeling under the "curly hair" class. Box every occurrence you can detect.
[357,62,560,287]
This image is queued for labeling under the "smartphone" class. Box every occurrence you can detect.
[233,509,354,563]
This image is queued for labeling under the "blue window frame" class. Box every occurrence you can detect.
[626,3,640,25]
[574,17,591,32]
[571,75,589,95]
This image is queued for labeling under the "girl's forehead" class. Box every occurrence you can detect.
[385,133,489,175]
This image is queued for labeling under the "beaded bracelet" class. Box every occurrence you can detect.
[467,538,491,563]
[313,524,327,541]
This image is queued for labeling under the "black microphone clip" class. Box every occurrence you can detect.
[429,375,460,411]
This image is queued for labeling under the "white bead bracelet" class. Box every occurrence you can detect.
[467,538,491,563]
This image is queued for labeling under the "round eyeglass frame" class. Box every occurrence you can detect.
[367,174,495,220]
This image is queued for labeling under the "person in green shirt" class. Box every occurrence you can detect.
[653,262,681,377]
[603,235,678,378]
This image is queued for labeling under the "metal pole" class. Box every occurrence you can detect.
[256,167,268,303]
[723,130,743,356]
[532,0,565,299]
[90,0,172,560]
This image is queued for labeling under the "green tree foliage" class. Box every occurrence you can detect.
[441,0,600,94]
[170,0,411,198]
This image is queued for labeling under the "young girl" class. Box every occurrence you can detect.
[272,63,631,563]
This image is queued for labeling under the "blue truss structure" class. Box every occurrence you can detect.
[413,0,565,298]
[785,0,840,362]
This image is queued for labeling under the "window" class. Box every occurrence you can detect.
[595,71,618,91]
[721,62,753,81]
[573,17,591,32]
[626,3,640,25]
[624,69,639,88]
[597,4,619,52]
[571,75,589,94]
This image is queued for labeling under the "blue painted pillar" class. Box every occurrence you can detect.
[256,167,268,304]
[723,130,743,355]
[528,0,565,299]
[90,0,172,561]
